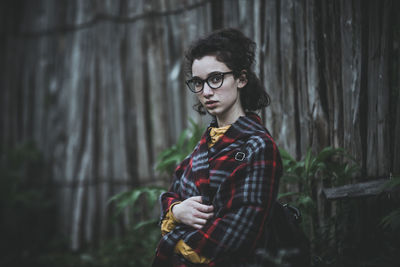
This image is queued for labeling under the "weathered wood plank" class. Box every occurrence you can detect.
[339,0,363,163]
[322,179,394,200]
[365,0,392,176]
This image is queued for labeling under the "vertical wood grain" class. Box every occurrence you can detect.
[1,0,398,249]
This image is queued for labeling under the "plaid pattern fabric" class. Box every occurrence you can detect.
[153,113,282,266]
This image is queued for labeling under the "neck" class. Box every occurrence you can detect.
[216,107,245,127]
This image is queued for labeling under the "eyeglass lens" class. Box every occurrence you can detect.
[187,72,230,93]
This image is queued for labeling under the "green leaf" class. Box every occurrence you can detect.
[379,174,400,191]
[115,190,142,216]
[156,156,182,170]
[281,173,301,183]
[298,195,314,207]
[278,147,296,162]
[278,191,299,199]
[380,209,400,231]
[155,118,205,176]
[176,129,189,149]
[133,218,159,230]
[157,147,176,160]
[143,187,166,208]
[109,186,167,222]
[316,146,342,161]
[304,148,312,175]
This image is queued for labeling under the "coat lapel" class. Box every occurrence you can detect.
[190,113,264,205]
[191,128,212,204]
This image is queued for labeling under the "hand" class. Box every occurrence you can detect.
[172,196,214,229]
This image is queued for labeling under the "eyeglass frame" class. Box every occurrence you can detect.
[185,71,235,93]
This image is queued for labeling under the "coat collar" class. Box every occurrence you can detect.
[206,112,264,155]
[193,112,265,204]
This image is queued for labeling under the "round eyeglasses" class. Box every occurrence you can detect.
[186,71,234,93]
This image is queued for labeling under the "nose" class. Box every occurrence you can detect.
[202,82,214,97]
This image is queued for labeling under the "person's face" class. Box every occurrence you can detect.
[191,55,246,122]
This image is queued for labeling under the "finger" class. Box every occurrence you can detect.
[205,212,214,219]
[189,196,203,203]
[196,203,214,213]
[196,211,214,220]
[193,218,207,225]
[193,224,203,229]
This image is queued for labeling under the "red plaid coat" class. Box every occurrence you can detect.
[153,113,282,266]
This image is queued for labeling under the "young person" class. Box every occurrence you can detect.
[152,28,282,266]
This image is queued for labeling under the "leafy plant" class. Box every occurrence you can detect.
[156,118,205,175]
[58,186,170,267]
[280,146,359,186]
[380,174,400,231]
[279,146,359,211]
[278,146,360,264]
[108,186,166,228]
[85,119,205,267]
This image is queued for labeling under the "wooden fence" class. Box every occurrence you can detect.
[1,0,399,249]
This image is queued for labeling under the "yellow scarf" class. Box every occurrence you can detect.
[208,125,231,148]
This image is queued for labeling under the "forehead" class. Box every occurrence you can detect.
[192,55,230,77]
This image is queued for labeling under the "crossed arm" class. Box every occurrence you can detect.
[172,196,214,229]
[160,139,281,262]
[161,196,214,263]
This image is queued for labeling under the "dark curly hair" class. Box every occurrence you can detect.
[185,28,270,114]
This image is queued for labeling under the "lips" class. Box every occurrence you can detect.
[205,100,218,108]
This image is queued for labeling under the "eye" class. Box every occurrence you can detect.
[192,79,203,88]
[209,74,223,84]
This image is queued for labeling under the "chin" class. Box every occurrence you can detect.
[206,108,220,116]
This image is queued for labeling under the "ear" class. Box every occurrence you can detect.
[237,70,248,88]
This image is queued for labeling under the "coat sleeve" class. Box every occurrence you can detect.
[182,137,282,261]
[158,155,191,223]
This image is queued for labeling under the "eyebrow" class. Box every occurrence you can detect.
[191,71,224,79]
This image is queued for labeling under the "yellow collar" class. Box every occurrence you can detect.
[208,125,231,147]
